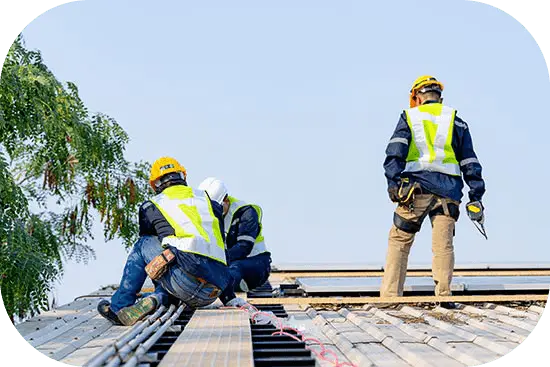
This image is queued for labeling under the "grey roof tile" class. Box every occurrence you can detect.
[11,273,546,367]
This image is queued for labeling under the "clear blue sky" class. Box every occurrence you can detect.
[19,0,550,305]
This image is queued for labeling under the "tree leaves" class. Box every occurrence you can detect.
[0,35,151,320]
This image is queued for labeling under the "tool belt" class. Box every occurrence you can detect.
[397,178,422,208]
[145,248,176,280]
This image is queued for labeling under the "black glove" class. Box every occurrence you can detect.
[466,201,484,223]
[388,186,400,203]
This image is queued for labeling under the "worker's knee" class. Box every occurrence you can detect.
[393,213,421,234]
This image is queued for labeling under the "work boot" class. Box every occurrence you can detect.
[438,302,457,310]
[117,297,158,326]
[97,300,122,325]
[374,303,398,309]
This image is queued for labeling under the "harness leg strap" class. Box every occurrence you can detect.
[393,196,437,234]
[393,212,421,233]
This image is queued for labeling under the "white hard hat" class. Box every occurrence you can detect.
[198,177,228,204]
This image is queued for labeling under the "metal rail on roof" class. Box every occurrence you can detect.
[84,305,168,367]
[105,304,178,367]
[269,264,550,279]
[293,276,550,295]
[122,304,185,367]
[270,270,550,278]
[272,263,550,272]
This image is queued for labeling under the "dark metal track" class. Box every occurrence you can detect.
[247,281,277,298]
[248,282,316,366]
[134,281,316,367]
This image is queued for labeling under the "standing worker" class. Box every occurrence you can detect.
[381,76,486,308]
[198,177,272,293]
[98,157,243,326]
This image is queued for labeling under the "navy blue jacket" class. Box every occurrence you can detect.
[226,205,271,263]
[383,102,485,202]
[138,186,231,291]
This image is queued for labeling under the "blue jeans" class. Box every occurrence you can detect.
[228,254,271,291]
[110,236,221,313]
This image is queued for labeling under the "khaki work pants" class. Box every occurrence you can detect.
[380,194,458,297]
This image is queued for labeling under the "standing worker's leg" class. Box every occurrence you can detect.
[381,194,436,297]
[381,224,415,297]
[431,214,455,296]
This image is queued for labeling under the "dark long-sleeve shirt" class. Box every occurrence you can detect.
[383,103,485,202]
[225,205,271,262]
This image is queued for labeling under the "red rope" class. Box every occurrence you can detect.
[238,304,358,367]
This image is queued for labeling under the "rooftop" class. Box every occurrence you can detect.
[13,264,549,367]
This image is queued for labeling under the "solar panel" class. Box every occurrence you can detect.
[295,276,550,293]
[273,263,550,272]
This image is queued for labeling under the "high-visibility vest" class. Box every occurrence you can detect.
[404,103,461,176]
[224,196,268,258]
[150,185,226,265]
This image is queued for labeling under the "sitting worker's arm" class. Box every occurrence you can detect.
[383,112,412,200]
[453,115,486,202]
[227,206,259,262]
[139,201,158,236]
[139,200,175,238]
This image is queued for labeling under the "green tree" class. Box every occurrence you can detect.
[0,35,151,321]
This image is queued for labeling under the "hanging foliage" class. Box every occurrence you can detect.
[0,35,151,320]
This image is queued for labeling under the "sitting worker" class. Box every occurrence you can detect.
[198,177,272,293]
[98,157,244,326]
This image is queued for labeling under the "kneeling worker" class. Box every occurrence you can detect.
[98,157,239,326]
[199,177,272,293]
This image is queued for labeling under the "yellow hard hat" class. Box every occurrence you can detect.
[409,75,444,108]
[149,157,187,190]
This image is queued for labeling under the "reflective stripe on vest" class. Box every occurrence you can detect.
[150,185,226,265]
[404,103,461,176]
[225,196,268,257]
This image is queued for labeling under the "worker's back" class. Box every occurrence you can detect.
[139,184,232,292]
[403,102,460,177]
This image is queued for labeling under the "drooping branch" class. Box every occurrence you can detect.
[0,35,151,319]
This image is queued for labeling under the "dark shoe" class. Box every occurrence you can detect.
[375,302,398,309]
[97,300,122,325]
[439,302,457,310]
[117,297,158,326]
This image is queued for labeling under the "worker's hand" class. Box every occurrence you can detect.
[225,297,248,308]
[388,186,400,203]
[466,201,484,223]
